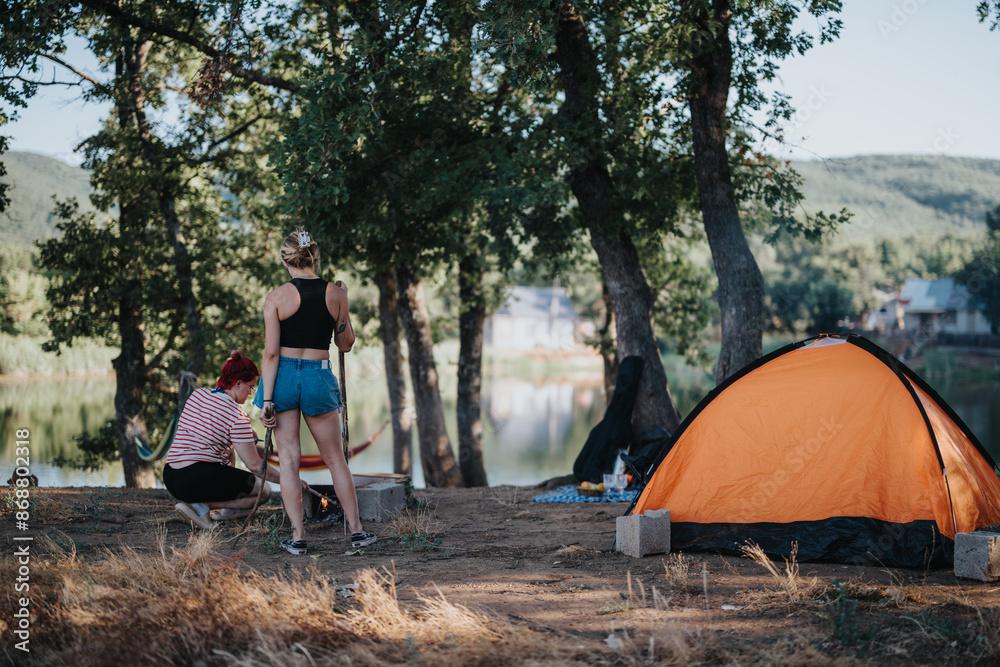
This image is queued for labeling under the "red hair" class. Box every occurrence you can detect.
[216,350,260,389]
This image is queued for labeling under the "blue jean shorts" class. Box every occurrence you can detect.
[253,357,343,417]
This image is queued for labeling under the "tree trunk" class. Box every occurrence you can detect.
[396,263,462,487]
[113,291,156,488]
[596,277,619,404]
[123,32,205,408]
[441,2,488,486]
[552,1,681,437]
[110,47,155,489]
[685,0,764,384]
[375,267,414,476]
[457,251,488,487]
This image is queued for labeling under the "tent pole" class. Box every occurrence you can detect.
[942,467,959,538]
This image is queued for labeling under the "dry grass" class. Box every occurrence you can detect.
[661,553,693,591]
[604,621,709,666]
[1,529,354,666]
[553,544,594,560]
[0,487,88,524]
[973,605,1000,662]
[490,485,520,507]
[0,528,603,666]
[740,541,820,603]
[386,504,440,539]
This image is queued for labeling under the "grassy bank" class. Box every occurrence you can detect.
[0,334,115,377]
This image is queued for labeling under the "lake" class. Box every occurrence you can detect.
[2,352,998,488]
[0,357,616,489]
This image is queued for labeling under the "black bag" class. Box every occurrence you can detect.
[572,356,644,483]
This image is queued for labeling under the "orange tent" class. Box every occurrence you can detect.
[629,334,1000,567]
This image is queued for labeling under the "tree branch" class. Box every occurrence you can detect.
[147,319,181,371]
[79,0,300,93]
[389,0,427,51]
[204,113,270,154]
[170,113,273,174]
[34,52,113,95]
[1,74,85,88]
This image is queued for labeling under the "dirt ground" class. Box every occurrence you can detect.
[4,484,1000,665]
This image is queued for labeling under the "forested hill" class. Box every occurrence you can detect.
[792,155,1000,238]
[2,152,999,246]
[1,152,93,246]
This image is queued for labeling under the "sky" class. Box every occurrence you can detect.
[5,1,1000,166]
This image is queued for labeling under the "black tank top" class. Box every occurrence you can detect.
[278,278,337,350]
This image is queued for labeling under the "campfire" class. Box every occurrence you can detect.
[303,485,344,524]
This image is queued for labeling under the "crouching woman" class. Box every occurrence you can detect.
[164,350,305,529]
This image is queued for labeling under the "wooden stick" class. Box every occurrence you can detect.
[231,408,274,551]
[339,351,349,457]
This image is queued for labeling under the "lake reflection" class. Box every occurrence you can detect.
[0,378,121,487]
[0,374,608,489]
[3,364,999,488]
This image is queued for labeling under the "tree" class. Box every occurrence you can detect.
[980,1,1000,30]
[6,1,287,485]
[276,0,470,487]
[373,267,414,475]
[667,0,847,382]
[482,0,705,438]
[956,204,1000,333]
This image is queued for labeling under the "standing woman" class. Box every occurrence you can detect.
[254,227,376,555]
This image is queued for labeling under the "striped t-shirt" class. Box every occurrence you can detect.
[165,388,257,466]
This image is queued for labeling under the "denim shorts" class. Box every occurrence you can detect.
[253,357,343,417]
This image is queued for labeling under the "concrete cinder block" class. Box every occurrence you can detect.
[355,481,405,522]
[615,509,670,558]
[954,532,1000,582]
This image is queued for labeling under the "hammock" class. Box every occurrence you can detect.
[255,418,390,471]
[132,411,180,462]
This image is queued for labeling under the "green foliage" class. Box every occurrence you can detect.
[761,232,981,334]
[643,234,716,368]
[275,0,535,289]
[52,419,120,471]
[956,206,1000,331]
[258,511,286,553]
[0,243,48,335]
[988,202,1000,235]
[0,333,114,375]
[979,1,1000,30]
[793,156,1000,239]
[395,533,443,552]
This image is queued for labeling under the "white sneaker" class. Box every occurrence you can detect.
[176,502,216,530]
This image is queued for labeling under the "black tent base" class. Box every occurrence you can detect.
[670,517,952,569]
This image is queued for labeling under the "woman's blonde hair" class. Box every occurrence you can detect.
[280,226,320,269]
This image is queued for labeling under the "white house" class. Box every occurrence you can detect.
[485,286,578,350]
[865,287,904,333]
[899,278,992,336]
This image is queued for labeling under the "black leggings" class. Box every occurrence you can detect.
[163,462,257,503]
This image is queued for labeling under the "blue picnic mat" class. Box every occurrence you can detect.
[531,484,637,503]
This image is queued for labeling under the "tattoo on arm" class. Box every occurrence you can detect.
[337,320,347,335]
